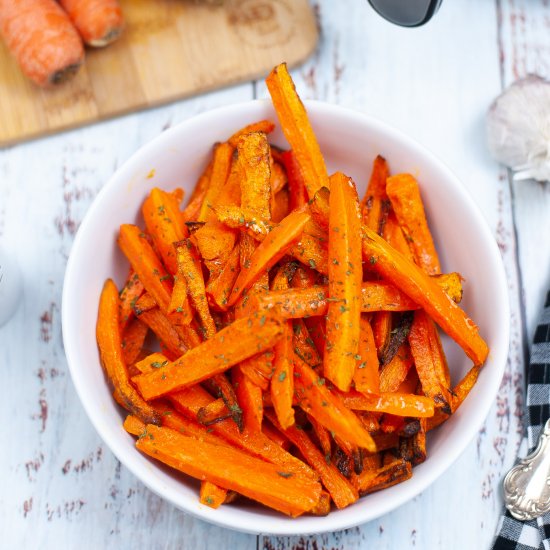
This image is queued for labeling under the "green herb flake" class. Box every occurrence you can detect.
[151,360,168,369]
[369,256,378,265]
[308,259,316,269]
[278,371,287,382]
[205,496,214,505]
[277,471,293,479]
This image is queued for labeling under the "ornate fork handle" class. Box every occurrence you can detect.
[504,418,550,521]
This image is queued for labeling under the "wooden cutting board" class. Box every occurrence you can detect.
[0,0,318,147]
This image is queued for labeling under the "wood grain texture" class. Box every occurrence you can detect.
[0,0,548,548]
[0,0,318,147]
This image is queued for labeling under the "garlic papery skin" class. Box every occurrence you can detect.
[487,75,550,182]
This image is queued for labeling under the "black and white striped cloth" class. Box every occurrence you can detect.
[492,290,550,550]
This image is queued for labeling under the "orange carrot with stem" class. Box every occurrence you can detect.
[59,0,124,47]
[0,0,84,86]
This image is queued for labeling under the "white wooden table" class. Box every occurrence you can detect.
[2,1,549,548]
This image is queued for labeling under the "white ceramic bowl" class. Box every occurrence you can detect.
[62,100,509,535]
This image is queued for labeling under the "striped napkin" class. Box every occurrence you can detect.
[492,290,550,550]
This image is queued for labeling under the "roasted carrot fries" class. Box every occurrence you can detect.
[97,63,489,518]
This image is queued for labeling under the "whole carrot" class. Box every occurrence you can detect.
[59,0,124,47]
[0,0,84,87]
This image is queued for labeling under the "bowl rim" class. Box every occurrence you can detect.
[62,98,509,535]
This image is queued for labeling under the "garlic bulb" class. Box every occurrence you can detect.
[487,75,550,182]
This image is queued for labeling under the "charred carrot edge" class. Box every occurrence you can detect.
[198,143,233,222]
[182,159,213,223]
[205,373,244,430]
[59,0,124,47]
[132,315,283,400]
[362,225,489,366]
[399,419,427,465]
[427,365,481,431]
[96,280,160,425]
[336,389,434,418]
[136,424,322,517]
[265,63,329,199]
[121,318,148,366]
[232,365,264,433]
[386,173,441,275]
[0,0,85,87]
[142,187,188,275]
[280,150,309,211]
[136,305,186,358]
[167,385,318,480]
[408,310,452,414]
[266,411,359,509]
[200,481,229,509]
[228,120,276,148]
[228,211,311,307]
[293,357,376,452]
[379,414,406,434]
[307,414,332,459]
[381,311,414,367]
[197,398,233,426]
[354,316,380,394]
[293,319,321,367]
[379,344,414,393]
[359,411,381,433]
[206,243,241,311]
[271,321,295,429]
[361,155,391,235]
[119,269,144,330]
[356,459,412,497]
[175,240,217,338]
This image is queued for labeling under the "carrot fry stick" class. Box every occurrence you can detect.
[280,150,309,211]
[383,212,415,262]
[354,316,380,394]
[59,0,124,47]
[0,0,85,87]
[96,280,160,425]
[336,389,434,418]
[361,225,489,366]
[175,239,217,338]
[408,310,452,414]
[167,271,189,315]
[136,424,322,517]
[132,315,283,400]
[379,344,414,393]
[293,358,376,452]
[311,491,331,516]
[233,364,264,433]
[355,459,412,496]
[293,319,321,367]
[265,63,329,199]
[203,373,244,431]
[323,173,363,391]
[197,398,233,426]
[200,481,228,509]
[198,143,233,222]
[167,385,318,480]
[271,321,295,429]
[123,415,146,436]
[379,414,406,434]
[308,415,332,459]
[361,155,391,235]
[228,211,311,306]
[118,224,190,326]
[386,173,441,275]
[228,120,276,148]
[372,311,392,359]
[381,311,414,367]
[121,318,148,366]
[399,418,427,465]
[142,187,188,275]
[118,269,144,330]
[135,301,187,358]
[271,188,290,223]
[182,159,213,223]
[206,243,241,311]
[257,283,417,319]
[266,411,358,509]
[262,420,291,450]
